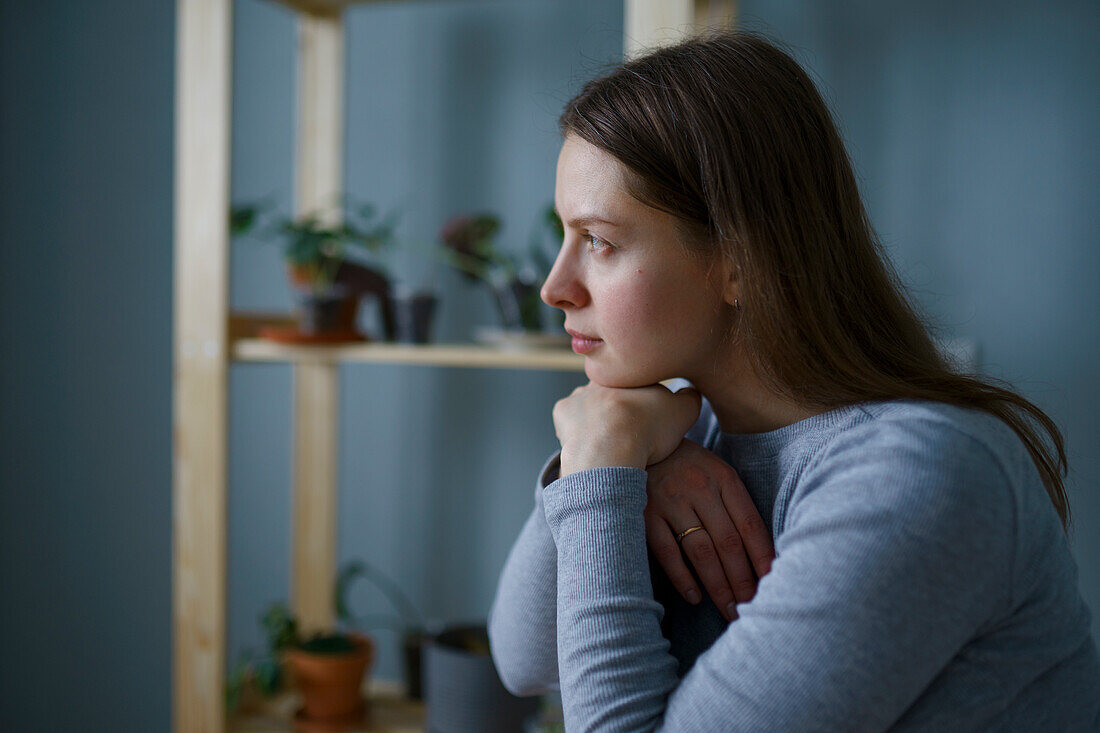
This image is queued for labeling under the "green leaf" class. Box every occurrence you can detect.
[225,656,252,712]
[335,559,424,631]
[254,659,283,695]
[261,603,299,651]
[229,206,258,236]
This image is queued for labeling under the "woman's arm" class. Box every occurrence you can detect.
[542,421,1016,731]
[488,383,767,696]
[487,451,562,695]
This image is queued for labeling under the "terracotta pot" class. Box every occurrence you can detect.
[287,263,318,291]
[284,633,374,725]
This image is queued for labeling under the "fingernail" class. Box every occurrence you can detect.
[686,589,701,604]
[726,602,738,620]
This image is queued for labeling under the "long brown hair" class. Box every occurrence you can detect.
[560,30,1070,529]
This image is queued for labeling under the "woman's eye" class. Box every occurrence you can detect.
[587,234,611,252]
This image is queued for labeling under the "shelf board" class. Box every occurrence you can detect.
[232,338,587,372]
[230,678,424,733]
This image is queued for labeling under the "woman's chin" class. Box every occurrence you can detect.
[584,363,664,390]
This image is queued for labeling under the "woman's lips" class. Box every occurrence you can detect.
[567,329,603,354]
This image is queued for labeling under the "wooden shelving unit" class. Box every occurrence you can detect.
[172,1,735,731]
[234,338,586,371]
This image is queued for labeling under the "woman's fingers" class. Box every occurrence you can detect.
[719,469,775,579]
[644,512,703,605]
[643,438,776,622]
[675,516,743,621]
[644,505,743,622]
[690,502,758,612]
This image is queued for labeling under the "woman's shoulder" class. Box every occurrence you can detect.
[777,400,1024,592]
[826,399,1043,501]
[847,398,1023,460]
[792,398,1035,525]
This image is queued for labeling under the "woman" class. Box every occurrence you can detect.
[487,31,1100,731]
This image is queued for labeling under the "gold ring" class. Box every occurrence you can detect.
[675,525,706,543]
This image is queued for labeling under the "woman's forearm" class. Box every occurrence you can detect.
[487,452,562,696]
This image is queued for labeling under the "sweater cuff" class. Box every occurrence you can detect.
[537,451,562,489]
[541,466,648,530]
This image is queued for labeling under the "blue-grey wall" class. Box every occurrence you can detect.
[1,0,1096,730]
[737,0,1100,634]
[0,0,176,730]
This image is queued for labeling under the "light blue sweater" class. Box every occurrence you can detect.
[488,392,1100,731]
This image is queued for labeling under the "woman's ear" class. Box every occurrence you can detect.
[719,256,741,309]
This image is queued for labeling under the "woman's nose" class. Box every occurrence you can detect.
[540,248,587,310]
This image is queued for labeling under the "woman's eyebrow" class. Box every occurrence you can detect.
[554,206,622,228]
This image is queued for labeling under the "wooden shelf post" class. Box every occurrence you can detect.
[173,0,233,731]
[291,8,345,635]
[624,0,737,58]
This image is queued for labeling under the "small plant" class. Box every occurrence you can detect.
[230,197,400,295]
[437,213,505,284]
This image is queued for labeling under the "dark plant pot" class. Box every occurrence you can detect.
[284,632,374,729]
[296,289,359,334]
[491,280,541,331]
[388,293,438,344]
[402,629,432,700]
[333,260,394,339]
[424,624,538,733]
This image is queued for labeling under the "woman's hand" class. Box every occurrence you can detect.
[644,439,775,622]
[553,382,701,478]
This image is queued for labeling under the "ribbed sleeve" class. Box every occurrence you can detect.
[487,451,564,695]
[542,466,677,731]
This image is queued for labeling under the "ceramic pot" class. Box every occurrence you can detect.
[388,292,438,343]
[424,624,537,733]
[401,629,431,700]
[490,280,541,331]
[284,633,374,726]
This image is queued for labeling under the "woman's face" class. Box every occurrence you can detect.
[542,135,737,388]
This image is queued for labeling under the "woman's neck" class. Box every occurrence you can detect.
[689,365,821,435]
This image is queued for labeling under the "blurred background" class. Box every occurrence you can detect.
[1,0,1097,729]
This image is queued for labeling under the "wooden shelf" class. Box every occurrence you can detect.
[232,338,586,372]
[229,679,424,733]
[173,3,734,730]
[228,312,586,371]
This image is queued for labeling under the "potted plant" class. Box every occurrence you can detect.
[226,558,427,724]
[230,198,400,339]
[225,601,374,729]
[437,205,562,334]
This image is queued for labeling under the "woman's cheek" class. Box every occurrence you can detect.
[604,279,674,358]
